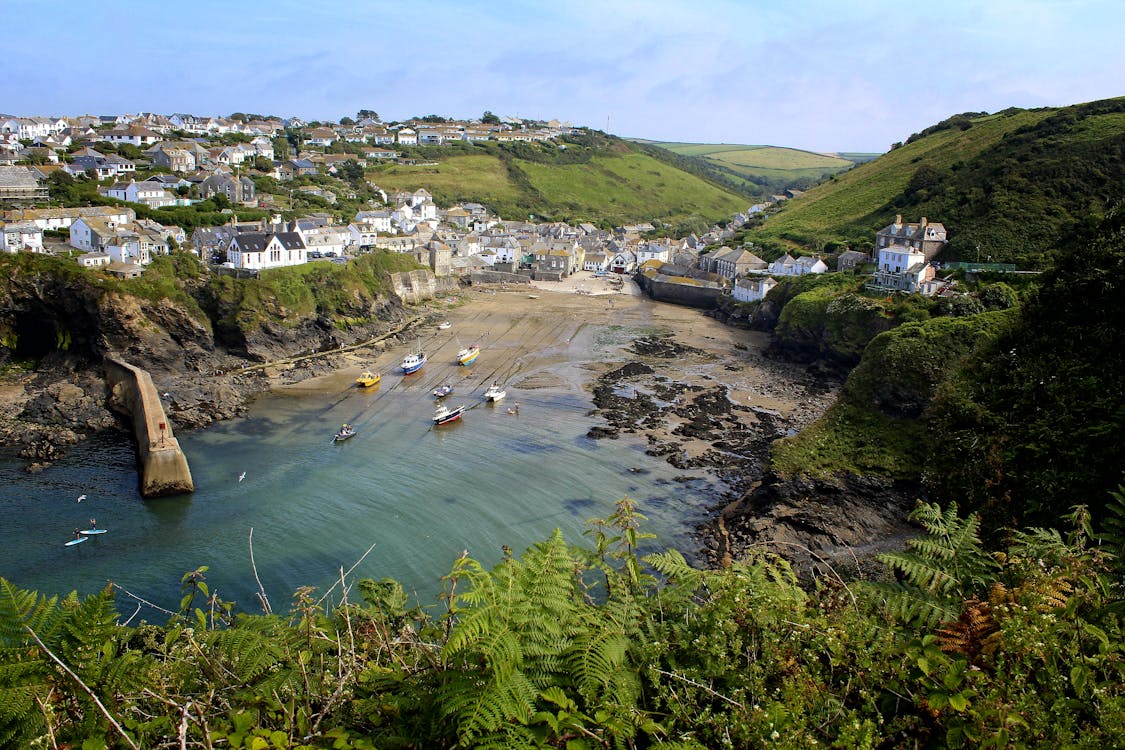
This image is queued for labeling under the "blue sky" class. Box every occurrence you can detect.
[5,0,1123,152]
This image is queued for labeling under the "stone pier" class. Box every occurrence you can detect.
[104,358,194,498]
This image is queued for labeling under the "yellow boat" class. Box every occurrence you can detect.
[355,371,381,387]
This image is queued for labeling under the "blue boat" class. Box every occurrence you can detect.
[401,351,427,374]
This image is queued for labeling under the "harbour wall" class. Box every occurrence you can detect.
[389,270,459,305]
[636,271,726,308]
[104,358,194,498]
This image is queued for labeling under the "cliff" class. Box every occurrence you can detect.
[0,252,445,467]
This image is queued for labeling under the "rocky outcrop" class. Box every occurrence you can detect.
[713,473,920,579]
[0,260,446,468]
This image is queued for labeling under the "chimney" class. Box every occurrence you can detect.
[920,217,928,228]
[894,214,902,227]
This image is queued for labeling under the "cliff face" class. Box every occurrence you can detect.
[0,259,442,465]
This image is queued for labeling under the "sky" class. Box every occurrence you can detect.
[4,0,1123,153]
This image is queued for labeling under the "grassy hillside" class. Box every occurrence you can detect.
[631,140,871,193]
[367,135,748,228]
[742,97,1125,267]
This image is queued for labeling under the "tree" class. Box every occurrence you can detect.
[357,109,379,121]
[339,116,355,127]
[229,112,248,123]
[481,111,501,125]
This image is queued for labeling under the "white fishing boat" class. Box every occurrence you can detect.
[483,382,506,402]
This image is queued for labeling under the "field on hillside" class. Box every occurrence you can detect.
[744,108,1056,249]
[367,154,522,208]
[366,150,746,227]
[643,141,862,185]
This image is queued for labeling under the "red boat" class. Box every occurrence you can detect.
[432,403,465,426]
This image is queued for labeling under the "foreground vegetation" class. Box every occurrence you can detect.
[2,497,1122,748]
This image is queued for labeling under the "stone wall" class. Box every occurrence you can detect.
[104,358,194,498]
[388,269,458,305]
[469,270,532,286]
[637,271,725,308]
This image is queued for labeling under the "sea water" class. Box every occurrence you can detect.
[0,373,721,617]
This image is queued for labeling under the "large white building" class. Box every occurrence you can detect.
[227,231,307,270]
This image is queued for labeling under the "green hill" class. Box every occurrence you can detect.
[367,133,748,229]
[742,97,1125,267]
[630,140,872,194]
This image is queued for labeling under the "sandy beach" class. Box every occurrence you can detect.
[270,276,840,531]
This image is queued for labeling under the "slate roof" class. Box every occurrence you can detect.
[232,231,305,253]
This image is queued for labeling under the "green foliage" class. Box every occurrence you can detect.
[875,502,997,628]
[925,206,1125,529]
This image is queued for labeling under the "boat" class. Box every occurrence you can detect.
[432,403,465,426]
[401,351,427,374]
[528,294,539,299]
[483,382,506,402]
[333,423,357,442]
[457,344,480,366]
[438,321,452,330]
[432,383,454,399]
[355,370,381,387]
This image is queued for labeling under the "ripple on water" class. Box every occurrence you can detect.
[0,377,725,613]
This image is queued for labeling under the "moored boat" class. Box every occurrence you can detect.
[457,344,480,366]
[356,370,381,387]
[432,403,465,426]
[483,382,506,402]
[432,383,454,398]
[438,321,452,330]
[334,423,356,442]
[401,351,427,374]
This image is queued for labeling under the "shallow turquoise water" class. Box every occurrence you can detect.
[0,354,720,617]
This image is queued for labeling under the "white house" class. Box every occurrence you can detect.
[794,256,828,275]
[732,276,778,303]
[298,223,349,256]
[609,250,637,274]
[0,221,44,253]
[105,233,152,266]
[227,231,307,270]
[768,253,828,277]
[875,244,927,275]
[396,128,417,145]
[102,180,175,208]
[9,205,134,233]
[636,241,672,265]
[583,252,608,273]
[77,251,111,268]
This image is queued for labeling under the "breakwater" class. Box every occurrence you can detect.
[104,357,194,497]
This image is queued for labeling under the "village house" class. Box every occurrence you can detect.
[768,253,828,276]
[0,220,45,253]
[101,180,176,208]
[395,128,418,145]
[64,150,136,180]
[0,166,49,202]
[77,251,111,268]
[731,276,778,303]
[226,231,307,270]
[303,127,336,148]
[874,215,948,260]
[96,124,162,147]
[295,221,349,256]
[836,249,871,272]
[150,146,197,172]
[199,173,256,205]
[4,205,134,232]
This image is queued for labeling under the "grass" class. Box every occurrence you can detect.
[367,154,522,207]
[742,108,1055,249]
[641,141,860,184]
[367,149,747,227]
[515,152,747,226]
